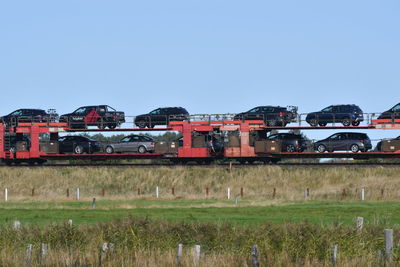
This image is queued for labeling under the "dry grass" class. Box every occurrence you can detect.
[0,166,399,202]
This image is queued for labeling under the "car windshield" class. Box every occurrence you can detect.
[322,106,333,112]
[10,110,23,116]
[268,134,279,140]
[107,106,116,112]
[329,134,342,140]
[150,109,160,115]
[392,104,400,112]
[121,136,131,142]
[74,107,88,115]
[248,107,261,113]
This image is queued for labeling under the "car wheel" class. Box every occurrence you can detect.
[105,146,114,154]
[74,145,84,154]
[309,118,318,127]
[318,122,327,127]
[352,121,360,126]
[138,146,147,154]
[342,118,351,127]
[286,144,296,152]
[97,120,106,129]
[267,120,277,127]
[350,144,359,153]
[108,123,117,129]
[316,144,326,153]
[137,121,146,128]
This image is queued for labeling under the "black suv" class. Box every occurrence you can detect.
[306,105,364,127]
[314,132,372,153]
[0,109,57,126]
[266,133,308,152]
[60,105,125,129]
[134,107,189,128]
[377,103,400,120]
[234,106,298,126]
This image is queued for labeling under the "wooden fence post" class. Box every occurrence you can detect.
[384,229,393,261]
[102,188,105,197]
[240,187,243,197]
[251,244,260,267]
[176,243,183,265]
[137,188,141,196]
[92,198,96,209]
[25,244,33,266]
[206,187,209,196]
[172,187,175,196]
[272,188,276,199]
[67,188,69,198]
[31,188,35,197]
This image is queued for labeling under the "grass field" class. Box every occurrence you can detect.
[0,200,400,227]
[0,166,399,265]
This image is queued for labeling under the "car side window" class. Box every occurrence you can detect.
[141,136,152,141]
[131,136,140,142]
[264,107,274,113]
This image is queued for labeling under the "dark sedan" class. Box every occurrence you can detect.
[377,103,400,120]
[1,109,57,126]
[266,133,308,152]
[58,136,101,154]
[306,105,364,127]
[314,132,372,153]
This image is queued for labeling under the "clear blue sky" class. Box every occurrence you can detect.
[0,1,399,142]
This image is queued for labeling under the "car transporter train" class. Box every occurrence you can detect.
[0,103,400,165]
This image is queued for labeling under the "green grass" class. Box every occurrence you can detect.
[1,200,400,227]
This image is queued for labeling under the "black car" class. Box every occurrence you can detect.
[314,132,372,153]
[1,109,57,126]
[60,105,125,129]
[134,107,189,128]
[306,105,364,127]
[266,133,308,152]
[58,136,101,154]
[234,106,298,126]
[376,136,400,151]
[377,103,400,120]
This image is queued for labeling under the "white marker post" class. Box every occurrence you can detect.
[4,188,8,202]
[156,186,159,198]
[361,188,365,201]
[76,188,80,200]
[227,188,231,200]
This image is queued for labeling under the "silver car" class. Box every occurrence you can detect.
[105,135,155,154]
